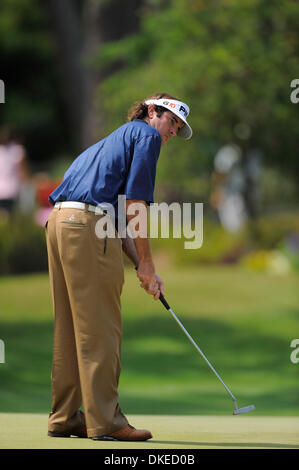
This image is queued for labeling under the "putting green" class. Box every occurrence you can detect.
[0,413,298,449]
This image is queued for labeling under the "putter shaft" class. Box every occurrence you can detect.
[159,293,237,401]
[158,294,255,414]
[167,304,237,402]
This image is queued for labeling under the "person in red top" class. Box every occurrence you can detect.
[34,173,62,226]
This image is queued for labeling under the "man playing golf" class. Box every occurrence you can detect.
[46,93,192,441]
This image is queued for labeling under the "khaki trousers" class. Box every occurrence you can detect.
[45,206,128,438]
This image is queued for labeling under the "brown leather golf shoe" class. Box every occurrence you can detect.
[48,425,87,438]
[92,424,152,441]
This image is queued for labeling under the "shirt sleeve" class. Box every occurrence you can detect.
[124,134,161,204]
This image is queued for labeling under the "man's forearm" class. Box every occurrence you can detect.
[125,198,155,272]
[121,233,155,266]
[121,236,139,267]
[125,198,161,299]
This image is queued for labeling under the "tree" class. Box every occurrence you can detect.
[97,0,299,213]
[0,0,61,164]
[45,0,146,152]
[0,0,146,163]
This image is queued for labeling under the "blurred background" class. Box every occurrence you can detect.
[0,0,298,417]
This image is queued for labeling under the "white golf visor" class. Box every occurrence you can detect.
[144,98,192,139]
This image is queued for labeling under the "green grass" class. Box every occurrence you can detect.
[1,414,299,449]
[0,266,298,416]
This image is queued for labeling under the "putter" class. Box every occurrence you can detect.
[159,293,255,415]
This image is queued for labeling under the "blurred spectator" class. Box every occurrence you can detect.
[34,173,61,226]
[210,144,247,233]
[0,125,30,218]
[210,145,262,232]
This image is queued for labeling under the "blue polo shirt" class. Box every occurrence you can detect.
[49,120,162,225]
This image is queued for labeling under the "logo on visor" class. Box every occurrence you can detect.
[179,105,188,118]
[163,101,176,109]
[163,100,188,118]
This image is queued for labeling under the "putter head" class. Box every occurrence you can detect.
[233,405,255,415]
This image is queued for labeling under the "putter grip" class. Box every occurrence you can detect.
[159,293,170,310]
[135,266,170,310]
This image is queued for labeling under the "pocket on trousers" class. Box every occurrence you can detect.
[61,221,86,227]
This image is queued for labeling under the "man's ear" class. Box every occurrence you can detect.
[147,103,156,119]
